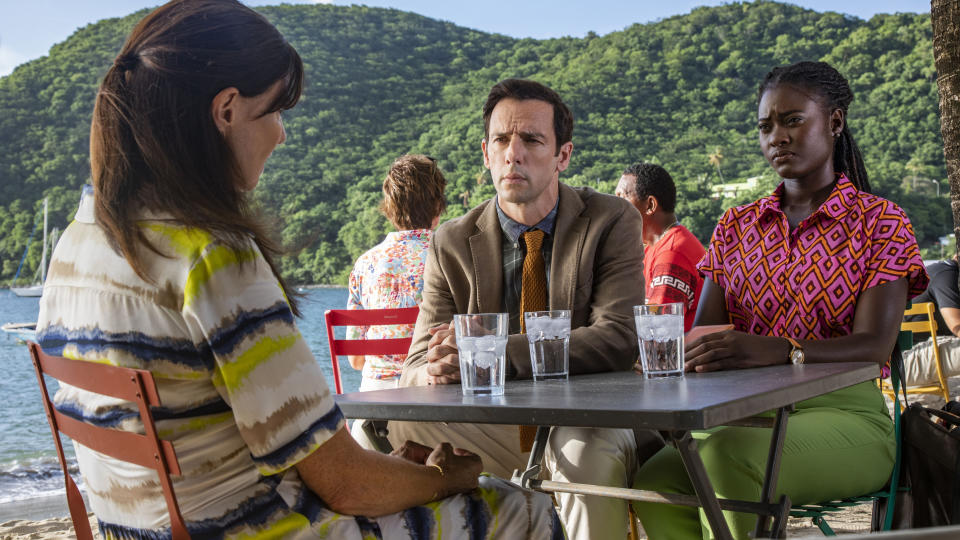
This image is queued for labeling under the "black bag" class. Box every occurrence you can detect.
[893,403,960,527]
[874,340,960,530]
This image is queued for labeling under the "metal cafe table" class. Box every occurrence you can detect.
[335,362,878,540]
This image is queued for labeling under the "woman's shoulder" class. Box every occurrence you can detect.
[716,197,768,228]
[142,220,257,261]
[849,190,910,223]
[139,221,266,290]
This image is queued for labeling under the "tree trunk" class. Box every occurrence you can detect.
[932,0,960,258]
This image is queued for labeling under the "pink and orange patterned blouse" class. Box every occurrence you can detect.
[347,229,432,381]
[699,175,928,356]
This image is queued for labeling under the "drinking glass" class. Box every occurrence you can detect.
[634,303,684,379]
[454,313,508,396]
[524,310,571,381]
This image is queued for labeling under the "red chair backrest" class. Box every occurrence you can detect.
[27,342,190,540]
[324,307,419,394]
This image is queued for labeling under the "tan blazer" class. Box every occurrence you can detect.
[399,183,646,387]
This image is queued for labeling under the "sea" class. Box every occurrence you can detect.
[0,287,360,505]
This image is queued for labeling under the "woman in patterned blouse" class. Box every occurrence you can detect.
[346,154,447,390]
[632,61,928,539]
[36,1,562,538]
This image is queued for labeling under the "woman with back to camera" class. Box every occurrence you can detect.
[346,154,446,393]
[632,61,928,538]
[34,0,562,538]
[345,155,444,449]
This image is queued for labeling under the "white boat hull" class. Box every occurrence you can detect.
[10,285,43,297]
[1,321,37,340]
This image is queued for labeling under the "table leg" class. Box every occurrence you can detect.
[512,426,550,489]
[671,430,734,540]
[752,406,792,538]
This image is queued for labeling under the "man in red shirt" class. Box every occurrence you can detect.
[615,162,705,331]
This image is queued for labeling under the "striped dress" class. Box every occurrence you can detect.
[36,191,564,540]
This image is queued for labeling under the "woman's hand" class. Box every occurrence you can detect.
[391,440,433,464]
[392,440,482,498]
[426,443,482,498]
[685,330,790,373]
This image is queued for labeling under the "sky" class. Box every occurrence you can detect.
[0,0,932,77]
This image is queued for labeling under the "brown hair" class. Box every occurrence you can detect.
[90,0,303,314]
[380,154,447,230]
[482,78,573,155]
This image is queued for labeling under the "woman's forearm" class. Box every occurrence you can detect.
[798,278,909,367]
[294,427,450,517]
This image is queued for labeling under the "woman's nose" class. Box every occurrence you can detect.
[768,124,788,146]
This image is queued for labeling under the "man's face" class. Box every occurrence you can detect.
[615,174,645,213]
[616,174,656,245]
[482,98,572,221]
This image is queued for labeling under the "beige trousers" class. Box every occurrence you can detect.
[387,420,661,540]
[903,335,960,387]
[349,377,399,450]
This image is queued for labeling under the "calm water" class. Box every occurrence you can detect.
[0,287,359,504]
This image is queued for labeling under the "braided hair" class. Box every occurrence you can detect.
[757,61,870,193]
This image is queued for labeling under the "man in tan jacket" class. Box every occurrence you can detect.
[391,79,661,539]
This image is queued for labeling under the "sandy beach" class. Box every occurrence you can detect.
[0,504,871,539]
[1,378,953,539]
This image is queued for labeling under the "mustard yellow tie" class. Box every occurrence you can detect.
[519,229,547,451]
[519,230,547,332]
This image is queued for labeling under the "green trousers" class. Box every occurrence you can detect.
[632,381,895,540]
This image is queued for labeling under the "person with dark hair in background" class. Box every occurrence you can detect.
[34,1,562,537]
[391,78,664,539]
[632,61,928,538]
[616,162,705,331]
[903,254,960,390]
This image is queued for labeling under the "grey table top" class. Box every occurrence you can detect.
[335,363,879,431]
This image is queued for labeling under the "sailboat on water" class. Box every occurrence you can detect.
[10,198,54,298]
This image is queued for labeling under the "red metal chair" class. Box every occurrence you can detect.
[28,342,189,540]
[324,306,419,394]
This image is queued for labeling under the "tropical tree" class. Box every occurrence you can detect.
[708,147,725,183]
[932,0,960,255]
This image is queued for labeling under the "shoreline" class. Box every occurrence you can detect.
[0,493,81,523]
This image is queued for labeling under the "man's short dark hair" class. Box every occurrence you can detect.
[622,162,677,213]
[482,78,573,155]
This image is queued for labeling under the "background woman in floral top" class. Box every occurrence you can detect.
[347,154,447,397]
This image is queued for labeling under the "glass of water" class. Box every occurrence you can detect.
[453,313,508,396]
[634,303,684,379]
[524,310,571,381]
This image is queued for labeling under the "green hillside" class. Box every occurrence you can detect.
[0,1,948,285]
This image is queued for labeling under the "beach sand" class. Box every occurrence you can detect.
[0,512,98,539]
[0,506,871,539]
[2,378,954,539]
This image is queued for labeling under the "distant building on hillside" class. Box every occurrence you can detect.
[710,176,761,199]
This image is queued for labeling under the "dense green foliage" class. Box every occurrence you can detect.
[0,1,949,285]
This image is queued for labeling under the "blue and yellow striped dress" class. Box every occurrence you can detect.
[36,191,564,540]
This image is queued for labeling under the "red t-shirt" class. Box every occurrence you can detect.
[644,224,706,331]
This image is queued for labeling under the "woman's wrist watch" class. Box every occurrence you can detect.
[786,337,805,365]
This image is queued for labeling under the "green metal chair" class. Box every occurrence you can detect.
[788,331,911,535]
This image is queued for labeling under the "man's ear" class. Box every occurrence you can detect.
[211,87,240,136]
[555,141,573,173]
[645,195,659,215]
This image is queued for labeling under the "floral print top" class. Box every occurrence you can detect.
[347,229,432,380]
